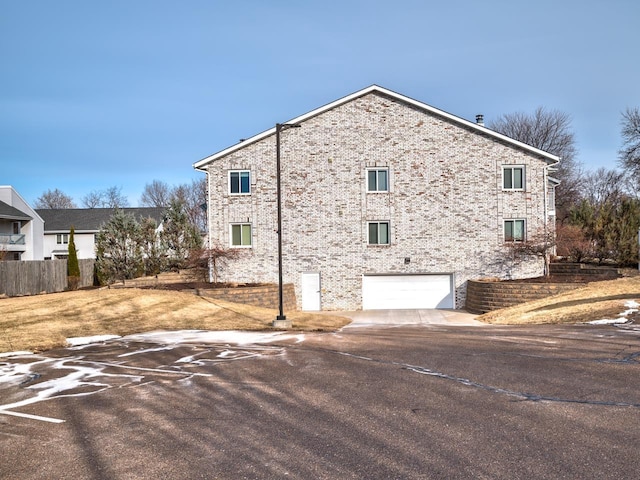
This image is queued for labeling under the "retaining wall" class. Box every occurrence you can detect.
[466,279,584,314]
[197,283,297,311]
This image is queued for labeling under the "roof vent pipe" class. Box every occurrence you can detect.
[476,114,484,126]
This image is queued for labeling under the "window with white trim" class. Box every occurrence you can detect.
[504,219,525,242]
[503,166,525,190]
[230,223,252,247]
[368,221,390,245]
[56,233,69,245]
[367,168,389,192]
[229,170,251,195]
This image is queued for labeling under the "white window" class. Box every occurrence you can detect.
[547,184,556,215]
[368,221,390,245]
[229,170,251,195]
[504,219,525,242]
[56,233,69,245]
[503,166,525,190]
[230,223,252,247]
[367,168,389,192]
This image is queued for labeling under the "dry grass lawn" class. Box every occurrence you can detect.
[479,276,640,325]
[0,288,350,354]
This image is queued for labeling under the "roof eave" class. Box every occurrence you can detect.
[193,85,561,170]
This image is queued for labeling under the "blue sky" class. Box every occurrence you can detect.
[2,0,639,206]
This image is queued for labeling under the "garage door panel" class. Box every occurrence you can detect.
[362,275,454,309]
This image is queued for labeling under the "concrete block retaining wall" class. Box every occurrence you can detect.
[466,263,622,314]
[197,283,297,311]
[465,280,584,314]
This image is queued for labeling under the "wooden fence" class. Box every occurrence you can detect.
[0,259,95,297]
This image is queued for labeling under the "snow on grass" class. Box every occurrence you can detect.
[588,318,630,325]
[66,335,121,347]
[588,300,639,325]
[0,351,33,358]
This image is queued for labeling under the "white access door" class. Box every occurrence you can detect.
[362,274,454,310]
[301,272,321,311]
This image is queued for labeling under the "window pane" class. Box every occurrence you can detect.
[230,172,240,193]
[240,171,250,193]
[378,170,388,191]
[503,168,513,189]
[368,223,378,244]
[514,220,524,241]
[241,224,251,245]
[379,222,389,244]
[504,221,513,241]
[513,168,523,189]
[368,171,377,191]
[231,225,241,245]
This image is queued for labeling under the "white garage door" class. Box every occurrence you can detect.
[362,274,454,310]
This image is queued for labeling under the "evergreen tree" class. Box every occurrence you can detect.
[67,226,81,290]
[95,209,143,284]
[139,216,165,275]
[161,199,202,270]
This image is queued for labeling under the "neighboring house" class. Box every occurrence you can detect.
[194,85,559,311]
[0,186,44,260]
[36,208,166,259]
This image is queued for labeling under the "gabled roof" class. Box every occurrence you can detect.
[0,200,32,221]
[194,84,561,170]
[36,208,166,233]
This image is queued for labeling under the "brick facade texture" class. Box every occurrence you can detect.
[204,91,553,310]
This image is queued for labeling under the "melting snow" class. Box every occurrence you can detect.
[67,335,121,346]
[588,318,630,325]
[1,330,306,423]
[121,330,305,346]
[588,300,639,325]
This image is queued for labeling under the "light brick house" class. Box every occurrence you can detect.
[194,85,559,311]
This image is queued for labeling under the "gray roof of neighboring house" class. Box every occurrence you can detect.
[35,208,166,232]
[0,200,32,221]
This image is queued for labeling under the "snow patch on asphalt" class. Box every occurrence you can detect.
[121,330,305,346]
[0,330,305,424]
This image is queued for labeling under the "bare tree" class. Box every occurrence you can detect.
[489,107,582,222]
[34,188,77,209]
[140,180,172,208]
[504,227,557,277]
[555,223,593,262]
[81,190,103,208]
[581,167,634,206]
[187,246,239,283]
[170,178,207,233]
[103,186,129,208]
[619,107,640,191]
[82,186,129,208]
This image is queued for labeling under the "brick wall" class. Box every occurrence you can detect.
[205,91,552,310]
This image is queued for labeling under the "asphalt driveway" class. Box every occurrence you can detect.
[1,322,639,479]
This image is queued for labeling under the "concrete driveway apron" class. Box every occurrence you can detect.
[339,309,484,327]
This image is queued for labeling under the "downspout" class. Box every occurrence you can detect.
[206,170,214,283]
[543,165,549,276]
